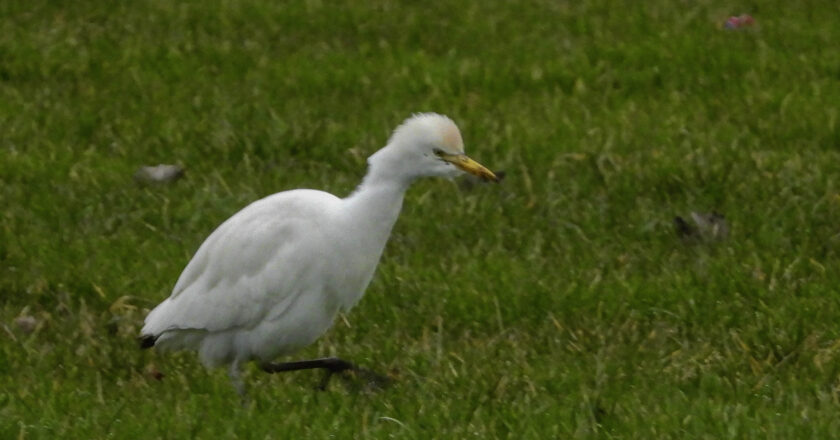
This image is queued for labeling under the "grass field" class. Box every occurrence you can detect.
[3,0,840,437]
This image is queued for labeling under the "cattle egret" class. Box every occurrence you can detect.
[140,113,498,395]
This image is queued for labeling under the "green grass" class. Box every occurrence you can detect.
[3,0,840,437]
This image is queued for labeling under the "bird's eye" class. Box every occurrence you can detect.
[432,148,445,156]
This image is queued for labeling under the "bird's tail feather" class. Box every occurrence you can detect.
[138,334,157,349]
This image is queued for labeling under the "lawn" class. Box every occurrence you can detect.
[3,0,840,438]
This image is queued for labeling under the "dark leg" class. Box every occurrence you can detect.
[261,357,390,391]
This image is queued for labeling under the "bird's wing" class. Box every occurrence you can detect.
[142,190,339,336]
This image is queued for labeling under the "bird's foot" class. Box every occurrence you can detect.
[261,357,392,392]
[336,366,393,392]
[316,361,392,392]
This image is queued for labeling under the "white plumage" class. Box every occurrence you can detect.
[140,113,497,391]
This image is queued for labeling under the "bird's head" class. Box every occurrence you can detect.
[369,113,499,183]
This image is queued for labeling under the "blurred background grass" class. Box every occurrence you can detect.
[2,0,840,438]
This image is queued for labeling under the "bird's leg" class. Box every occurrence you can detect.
[261,357,353,390]
[229,359,249,405]
[260,357,390,391]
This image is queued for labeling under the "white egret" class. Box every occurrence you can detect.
[140,113,498,394]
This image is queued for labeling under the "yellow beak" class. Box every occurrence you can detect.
[440,153,499,182]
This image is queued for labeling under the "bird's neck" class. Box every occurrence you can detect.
[343,165,410,231]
